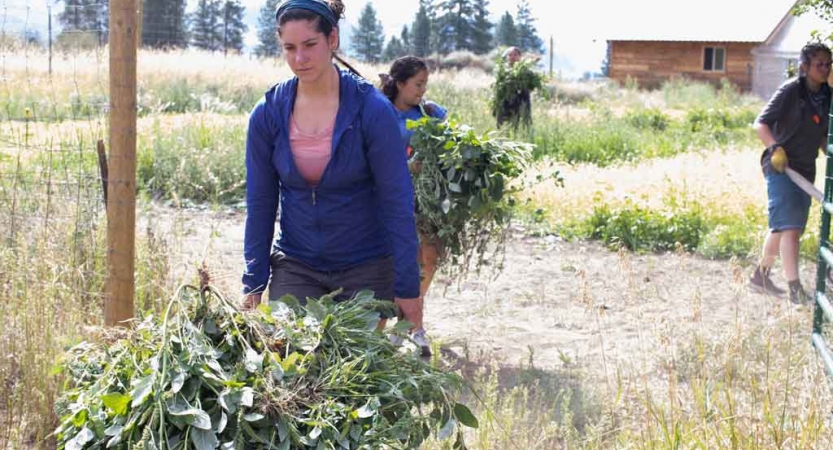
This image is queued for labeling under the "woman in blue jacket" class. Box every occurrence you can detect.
[381,56,448,154]
[380,55,447,356]
[242,0,422,329]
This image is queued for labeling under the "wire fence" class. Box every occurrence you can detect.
[0,1,107,256]
[1,4,107,256]
[1,2,112,447]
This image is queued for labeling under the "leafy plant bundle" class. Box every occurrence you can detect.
[407,116,533,280]
[489,59,546,128]
[52,286,477,450]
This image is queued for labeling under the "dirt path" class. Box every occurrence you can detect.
[148,204,816,381]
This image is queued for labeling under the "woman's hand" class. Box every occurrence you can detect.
[242,293,263,311]
[394,297,423,331]
[408,159,423,174]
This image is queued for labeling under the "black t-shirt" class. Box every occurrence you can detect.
[757,76,831,181]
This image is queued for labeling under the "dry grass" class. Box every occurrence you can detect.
[0,47,493,98]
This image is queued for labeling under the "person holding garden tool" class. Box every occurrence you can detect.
[749,42,832,305]
[380,55,448,357]
[241,0,423,335]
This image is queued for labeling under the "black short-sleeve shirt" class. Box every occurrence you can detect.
[757,76,831,181]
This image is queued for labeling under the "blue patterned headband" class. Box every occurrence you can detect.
[275,0,338,27]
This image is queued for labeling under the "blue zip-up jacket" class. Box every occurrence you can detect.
[243,68,420,299]
[397,101,447,150]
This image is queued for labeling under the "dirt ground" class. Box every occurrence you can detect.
[148,202,818,382]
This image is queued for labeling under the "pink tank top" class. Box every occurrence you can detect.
[289,114,335,186]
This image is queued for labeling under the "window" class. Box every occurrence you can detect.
[703,47,726,72]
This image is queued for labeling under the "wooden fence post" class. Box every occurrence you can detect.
[105,0,138,327]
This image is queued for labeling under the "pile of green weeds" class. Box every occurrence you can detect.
[53,285,477,450]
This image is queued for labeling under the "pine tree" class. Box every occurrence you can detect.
[221,0,247,54]
[255,0,282,57]
[436,0,474,54]
[400,25,411,54]
[427,0,444,57]
[58,0,106,45]
[58,0,85,32]
[515,0,543,53]
[382,36,407,62]
[191,0,223,51]
[494,11,517,47]
[470,0,492,55]
[82,0,108,45]
[601,41,611,76]
[142,0,188,48]
[351,2,385,63]
[411,0,432,57]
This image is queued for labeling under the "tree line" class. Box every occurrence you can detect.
[345,0,544,63]
[252,0,545,62]
[57,0,246,52]
[55,0,543,61]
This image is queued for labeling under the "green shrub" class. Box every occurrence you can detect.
[624,107,670,131]
[686,107,757,131]
[697,221,761,259]
[555,200,769,260]
[518,102,756,166]
[137,115,247,204]
[585,201,707,252]
[530,119,641,166]
[661,76,757,109]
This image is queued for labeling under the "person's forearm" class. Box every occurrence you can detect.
[755,122,777,148]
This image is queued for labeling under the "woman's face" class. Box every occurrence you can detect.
[280,19,338,83]
[396,69,429,108]
[805,51,832,86]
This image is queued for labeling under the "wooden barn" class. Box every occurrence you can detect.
[606,0,831,98]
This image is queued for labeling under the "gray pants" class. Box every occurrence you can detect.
[268,252,395,314]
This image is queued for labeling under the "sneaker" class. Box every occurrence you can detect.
[410,328,432,358]
[789,283,814,306]
[389,334,405,347]
[748,266,786,296]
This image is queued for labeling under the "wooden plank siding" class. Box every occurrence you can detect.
[609,41,758,91]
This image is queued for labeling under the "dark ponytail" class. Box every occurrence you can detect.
[276,0,363,78]
[333,54,363,78]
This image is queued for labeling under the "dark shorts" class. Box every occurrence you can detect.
[766,172,812,232]
[267,252,395,315]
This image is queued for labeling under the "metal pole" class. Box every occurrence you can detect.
[105,0,138,327]
[815,144,833,336]
[814,99,833,338]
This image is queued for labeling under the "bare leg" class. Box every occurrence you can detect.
[780,229,802,282]
[419,240,440,298]
[760,230,781,269]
